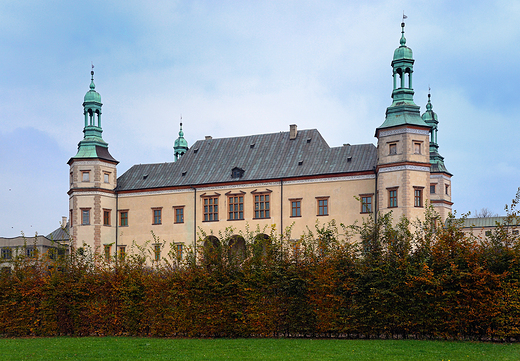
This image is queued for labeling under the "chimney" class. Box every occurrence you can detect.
[289,124,297,140]
[205,136,212,140]
[62,216,67,228]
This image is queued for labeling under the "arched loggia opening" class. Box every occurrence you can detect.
[228,235,246,262]
[204,235,220,249]
[202,235,221,269]
[252,233,272,260]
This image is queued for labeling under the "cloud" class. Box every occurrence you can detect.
[1,0,520,236]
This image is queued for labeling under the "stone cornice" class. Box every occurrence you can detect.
[378,164,431,173]
[117,174,376,198]
[430,173,452,181]
[379,127,430,137]
[70,160,117,167]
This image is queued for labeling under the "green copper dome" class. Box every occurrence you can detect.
[376,22,429,133]
[84,71,102,103]
[174,126,188,148]
[393,23,413,61]
[174,122,189,162]
[393,45,413,61]
[421,95,438,123]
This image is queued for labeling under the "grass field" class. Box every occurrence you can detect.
[0,337,519,360]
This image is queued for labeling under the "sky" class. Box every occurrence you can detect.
[1,0,520,237]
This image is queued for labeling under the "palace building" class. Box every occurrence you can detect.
[67,23,452,258]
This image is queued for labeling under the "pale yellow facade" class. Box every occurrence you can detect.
[114,175,378,254]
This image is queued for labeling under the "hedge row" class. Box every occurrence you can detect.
[1,206,520,339]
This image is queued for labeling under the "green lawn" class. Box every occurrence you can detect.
[0,337,518,360]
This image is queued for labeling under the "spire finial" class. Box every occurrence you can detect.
[179,115,184,137]
[426,87,433,111]
[400,13,408,46]
[90,62,95,90]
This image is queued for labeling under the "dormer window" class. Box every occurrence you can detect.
[232,167,244,179]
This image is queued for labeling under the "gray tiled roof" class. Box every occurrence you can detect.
[116,129,377,191]
[47,225,70,242]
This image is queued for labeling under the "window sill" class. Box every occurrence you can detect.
[317,214,329,217]
[253,217,271,220]
[360,211,372,214]
[290,216,302,218]
[202,220,219,223]
[152,223,162,226]
[227,218,245,221]
[174,222,184,225]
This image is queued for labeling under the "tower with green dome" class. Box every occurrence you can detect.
[375,21,434,221]
[68,70,118,255]
[174,122,188,161]
[421,92,453,219]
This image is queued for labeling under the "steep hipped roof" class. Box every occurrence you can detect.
[117,129,377,191]
[47,225,70,243]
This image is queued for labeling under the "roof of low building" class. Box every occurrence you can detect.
[116,128,377,191]
[47,225,70,243]
[460,217,520,228]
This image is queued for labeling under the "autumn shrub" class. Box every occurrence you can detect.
[2,203,520,339]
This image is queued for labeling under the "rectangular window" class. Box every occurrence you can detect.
[104,245,111,261]
[361,195,372,213]
[389,143,397,155]
[291,241,301,258]
[154,244,161,261]
[26,247,35,258]
[118,246,126,260]
[120,211,128,227]
[446,184,450,195]
[104,172,110,183]
[228,196,244,220]
[174,207,184,224]
[254,194,270,219]
[70,209,73,228]
[153,208,162,225]
[82,171,90,182]
[81,209,90,225]
[388,189,398,208]
[414,142,422,154]
[414,188,423,207]
[176,243,184,259]
[103,209,111,226]
[1,248,12,260]
[317,197,329,216]
[203,196,219,221]
[430,184,436,194]
[70,172,73,186]
[291,200,301,217]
